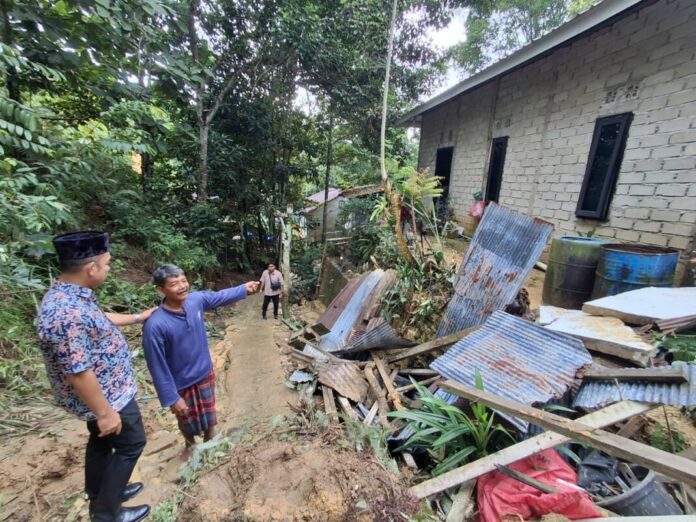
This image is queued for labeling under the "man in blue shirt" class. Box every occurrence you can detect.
[142,264,259,460]
[37,231,155,522]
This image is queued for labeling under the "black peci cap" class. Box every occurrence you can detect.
[53,231,110,262]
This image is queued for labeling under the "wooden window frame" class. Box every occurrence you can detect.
[576,113,633,220]
[485,136,508,203]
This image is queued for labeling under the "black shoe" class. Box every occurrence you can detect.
[263,316,267,320]
[274,315,278,320]
[116,504,150,522]
[121,482,144,502]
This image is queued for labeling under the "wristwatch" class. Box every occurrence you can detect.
[134,313,142,323]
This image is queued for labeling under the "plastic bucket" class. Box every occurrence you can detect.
[596,468,683,516]
[542,236,606,309]
[591,243,679,299]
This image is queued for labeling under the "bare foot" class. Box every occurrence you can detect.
[180,445,194,462]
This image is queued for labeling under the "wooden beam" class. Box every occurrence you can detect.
[363,402,379,426]
[398,368,440,376]
[322,386,337,421]
[584,366,687,384]
[402,452,418,470]
[386,327,478,363]
[364,365,392,430]
[410,400,655,498]
[616,415,646,438]
[336,396,359,421]
[395,375,441,393]
[373,356,405,412]
[441,380,696,487]
[445,481,475,522]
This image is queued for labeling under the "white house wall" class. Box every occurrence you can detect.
[418,0,696,256]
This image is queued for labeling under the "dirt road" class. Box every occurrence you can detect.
[0,292,294,521]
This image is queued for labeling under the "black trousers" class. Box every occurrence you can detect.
[262,294,280,318]
[85,398,146,521]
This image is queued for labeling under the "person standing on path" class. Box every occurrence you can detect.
[259,263,283,320]
[142,264,259,460]
[37,231,155,522]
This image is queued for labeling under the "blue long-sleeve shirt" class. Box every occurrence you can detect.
[142,285,247,407]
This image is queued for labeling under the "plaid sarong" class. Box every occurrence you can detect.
[178,369,217,436]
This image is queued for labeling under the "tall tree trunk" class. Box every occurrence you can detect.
[321,110,334,244]
[1,0,20,104]
[141,152,154,191]
[198,121,209,202]
[380,0,412,263]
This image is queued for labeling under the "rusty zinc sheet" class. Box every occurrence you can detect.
[437,204,553,337]
[317,362,369,403]
[573,364,696,410]
[337,318,414,355]
[431,311,592,431]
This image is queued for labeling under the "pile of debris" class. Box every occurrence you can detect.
[286,204,696,521]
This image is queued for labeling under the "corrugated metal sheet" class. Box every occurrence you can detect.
[431,311,592,431]
[337,319,414,355]
[289,370,314,383]
[318,271,385,352]
[437,204,554,337]
[317,362,369,403]
[573,364,696,410]
[317,273,367,329]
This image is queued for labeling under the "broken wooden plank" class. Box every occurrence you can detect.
[584,366,687,384]
[582,287,696,326]
[441,380,696,487]
[445,481,475,522]
[616,415,646,438]
[364,364,392,430]
[322,386,337,420]
[398,368,440,376]
[386,327,478,363]
[546,312,655,366]
[336,396,359,421]
[410,400,655,498]
[373,356,405,412]
[363,402,379,426]
[402,452,418,470]
[395,375,441,393]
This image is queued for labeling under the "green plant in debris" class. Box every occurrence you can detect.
[151,492,184,522]
[388,373,515,476]
[655,334,696,363]
[381,252,455,342]
[576,228,597,238]
[341,416,399,475]
[647,423,687,453]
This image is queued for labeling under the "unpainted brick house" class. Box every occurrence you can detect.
[398,0,696,279]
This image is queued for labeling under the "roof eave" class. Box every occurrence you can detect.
[395,0,648,127]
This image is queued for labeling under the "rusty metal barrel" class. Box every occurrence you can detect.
[542,237,606,309]
[591,243,679,299]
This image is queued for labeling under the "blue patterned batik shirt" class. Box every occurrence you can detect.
[37,280,137,420]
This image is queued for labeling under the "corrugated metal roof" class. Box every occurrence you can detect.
[573,364,696,410]
[431,311,592,431]
[337,319,414,355]
[395,0,649,127]
[317,362,369,403]
[437,204,554,337]
[307,187,342,204]
[317,273,367,330]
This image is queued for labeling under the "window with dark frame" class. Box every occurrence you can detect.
[485,137,508,203]
[576,113,633,220]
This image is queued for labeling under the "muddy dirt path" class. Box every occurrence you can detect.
[0,292,294,521]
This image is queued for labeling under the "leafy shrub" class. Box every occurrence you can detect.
[289,240,322,304]
[389,374,515,475]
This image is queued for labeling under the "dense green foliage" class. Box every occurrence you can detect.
[389,375,515,475]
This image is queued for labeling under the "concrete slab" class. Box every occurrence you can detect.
[538,305,575,325]
[545,311,656,366]
[582,287,696,325]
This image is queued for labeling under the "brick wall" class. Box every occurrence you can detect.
[417,0,696,274]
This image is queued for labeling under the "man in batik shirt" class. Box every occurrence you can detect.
[142,264,258,460]
[37,231,154,522]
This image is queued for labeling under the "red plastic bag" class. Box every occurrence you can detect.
[468,200,486,219]
[477,449,602,522]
